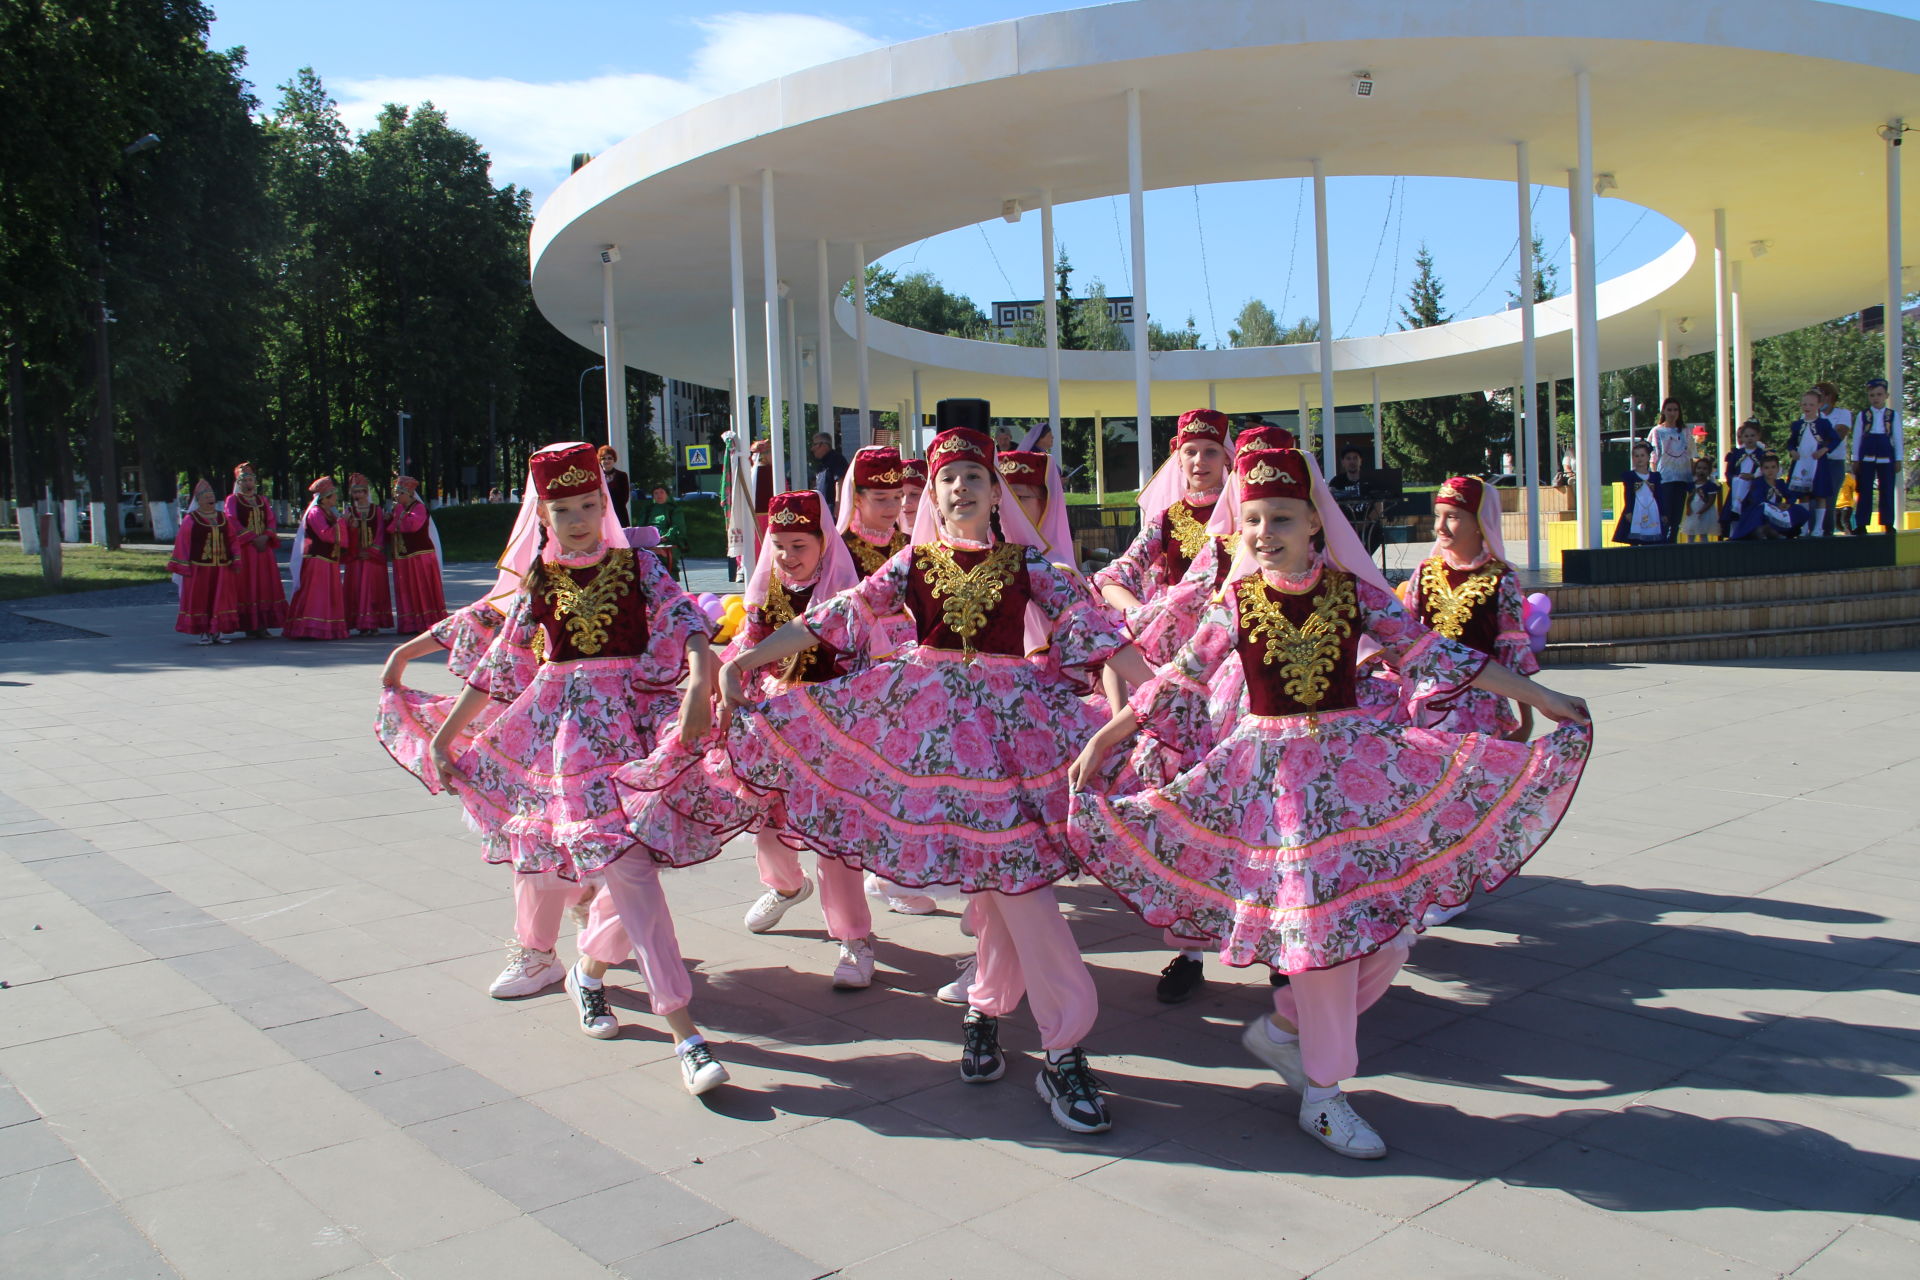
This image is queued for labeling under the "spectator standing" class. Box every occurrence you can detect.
[1645,398,1695,542]
[1853,376,1902,534]
[1786,390,1841,537]
[598,446,632,525]
[808,432,848,516]
[1328,446,1385,554]
[1612,441,1667,545]
[1722,421,1766,540]
[1816,381,1853,531]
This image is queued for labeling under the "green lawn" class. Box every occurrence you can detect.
[0,540,175,601]
[431,501,730,563]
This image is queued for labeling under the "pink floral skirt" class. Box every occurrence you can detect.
[1421,686,1522,738]
[725,648,1110,894]
[375,685,504,792]
[1071,711,1591,973]
[376,659,699,879]
[230,548,286,631]
[430,603,502,685]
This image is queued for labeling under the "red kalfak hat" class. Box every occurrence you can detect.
[393,475,420,494]
[851,445,905,488]
[347,472,371,491]
[233,461,256,479]
[926,428,995,480]
[766,489,826,535]
[1236,448,1313,502]
[1174,408,1231,449]
[1434,475,1486,512]
[900,458,927,488]
[1236,424,1296,454]
[997,450,1049,490]
[529,443,602,499]
[308,476,336,497]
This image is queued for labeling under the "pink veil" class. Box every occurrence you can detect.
[910,459,1057,653]
[744,507,860,611]
[484,442,629,605]
[1020,454,1076,564]
[1476,481,1510,565]
[1222,456,1394,602]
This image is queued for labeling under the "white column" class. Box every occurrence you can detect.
[1297,383,1310,454]
[1518,142,1541,569]
[1126,88,1153,490]
[1041,187,1063,466]
[1655,309,1670,408]
[1208,382,1217,411]
[728,187,751,446]
[1889,119,1908,522]
[1371,372,1383,470]
[1093,411,1106,503]
[600,247,629,472]
[1713,207,1731,462]
[1570,71,1604,548]
[854,240,872,447]
[1731,262,1751,428]
[816,239,835,448]
[1313,158,1336,480]
[760,170,786,492]
[786,294,804,487]
[898,400,910,454]
[911,369,923,457]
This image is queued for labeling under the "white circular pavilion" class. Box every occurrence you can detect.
[530,0,1920,562]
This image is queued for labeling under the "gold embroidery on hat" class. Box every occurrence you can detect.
[548,464,597,490]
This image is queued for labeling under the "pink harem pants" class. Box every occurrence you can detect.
[594,851,696,1016]
[754,831,872,943]
[967,887,1097,1052]
[1273,939,1410,1086]
[512,872,630,965]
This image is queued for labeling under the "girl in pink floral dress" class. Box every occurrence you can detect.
[1093,408,1237,618]
[717,401,1157,1135]
[378,442,728,1095]
[1070,447,1592,1160]
[615,489,885,990]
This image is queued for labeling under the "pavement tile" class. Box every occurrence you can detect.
[0,1157,112,1234]
[0,1204,180,1280]
[1790,1224,1920,1279]
[610,1219,826,1280]
[529,1176,731,1262]
[122,1168,371,1280]
[117,1002,296,1086]
[49,1088,260,1199]
[185,1060,388,1162]
[308,1035,459,1091]
[465,1133,646,1212]
[0,1116,75,1179]
[264,1007,407,1060]
[0,1028,175,1115]
[381,1215,613,1280]
[358,1064,515,1126]
[408,1098,580,1168]
[273,1131,519,1256]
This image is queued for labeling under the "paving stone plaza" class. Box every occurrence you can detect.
[0,562,1915,1278]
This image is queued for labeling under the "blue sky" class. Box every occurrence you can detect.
[208,1,1920,342]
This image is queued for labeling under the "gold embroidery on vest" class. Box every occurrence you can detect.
[1238,572,1357,709]
[846,529,906,577]
[1167,500,1210,562]
[1417,558,1502,640]
[536,548,635,657]
[916,542,1022,656]
[763,576,821,683]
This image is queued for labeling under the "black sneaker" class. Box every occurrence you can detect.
[1155,955,1205,1004]
[959,1009,1004,1083]
[1036,1048,1111,1133]
[1269,970,1290,988]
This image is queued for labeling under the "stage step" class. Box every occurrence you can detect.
[1538,562,1920,665]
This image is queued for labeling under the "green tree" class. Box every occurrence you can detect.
[1148,314,1202,351]
[861,266,990,338]
[1383,244,1502,479]
[1228,299,1280,347]
[1074,281,1129,351]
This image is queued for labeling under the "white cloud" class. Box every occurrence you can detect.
[332,12,883,199]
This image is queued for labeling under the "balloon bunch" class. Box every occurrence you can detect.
[1522,592,1553,654]
[694,592,748,643]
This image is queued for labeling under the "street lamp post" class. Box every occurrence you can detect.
[396,410,411,480]
[578,364,605,436]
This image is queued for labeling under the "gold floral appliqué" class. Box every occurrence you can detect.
[916,542,1022,656]
[762,576,820,683]
[1417,558,1502,639]
[847,529,907,578]
[1238,572,1357,709]
[537,548,635,657]
[1166,500,1210,562]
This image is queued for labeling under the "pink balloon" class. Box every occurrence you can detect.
[1524,592,1552,621]
[701,598,726,621]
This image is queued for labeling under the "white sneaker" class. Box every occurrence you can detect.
[832,937,877,989]
[679,1041,730,1095]
[864,873,936,915]
[1421,900,1470,928]
[1239,1017,1308,1093]
[489,945,565,998]
[936,954,977,1005]
[1299,1091,1388,1160]
[743,878,813,933]
[195,634,216,646]
[564,964,619,1039]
